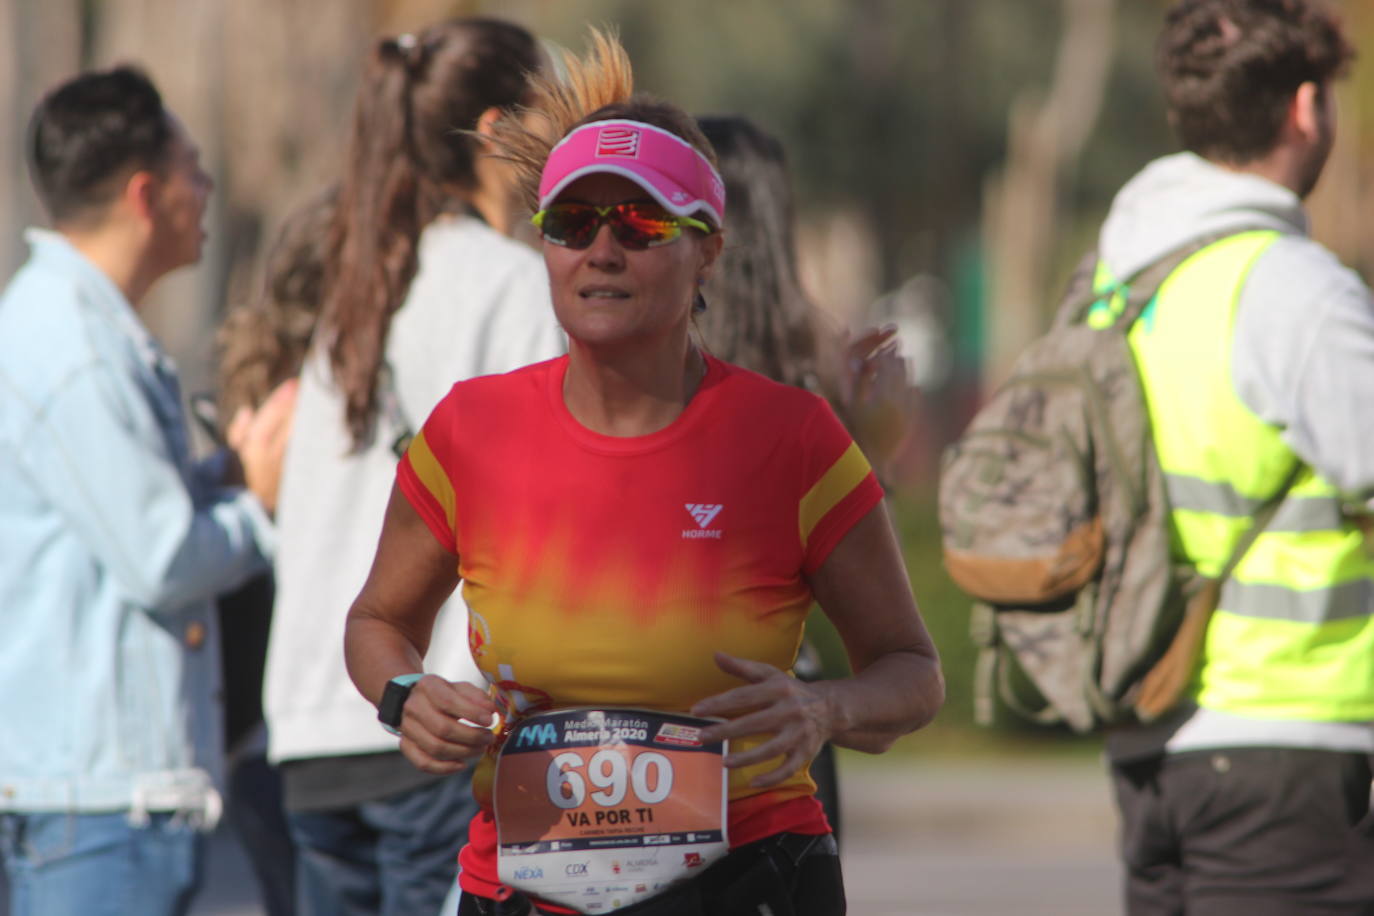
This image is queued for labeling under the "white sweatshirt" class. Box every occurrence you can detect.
[265,215,564,762]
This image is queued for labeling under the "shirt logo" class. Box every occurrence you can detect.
[596,126,641,158]
[683,504,723,540]
[685,504,722,528]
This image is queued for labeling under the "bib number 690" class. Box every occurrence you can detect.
[546,750,674,809]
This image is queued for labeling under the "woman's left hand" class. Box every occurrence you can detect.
[690,651,839,789]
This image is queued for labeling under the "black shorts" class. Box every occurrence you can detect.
[458,832,845,916]
[1112,748,1374,915]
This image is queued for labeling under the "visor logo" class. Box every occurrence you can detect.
[596,126,641,158]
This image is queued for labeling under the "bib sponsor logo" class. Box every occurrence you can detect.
[512,866,543,880]
[683,503,723,539]
[514,722,559,748]
[654,723,704,748]
[566,862,590,877]
[683,852,704,869]
[596,127,641,159]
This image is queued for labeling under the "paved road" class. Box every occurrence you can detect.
[190,754,1122,916]
[838,756,1121,915]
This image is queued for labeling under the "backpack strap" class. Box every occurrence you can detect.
[378,360,417,459]
[1134,458,1304,721]
[1216,458,1305,583]
[1060,227,1275,330]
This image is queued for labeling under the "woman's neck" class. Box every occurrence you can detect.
[562,336,706,437]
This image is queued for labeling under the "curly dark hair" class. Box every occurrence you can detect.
[216,185,337,423]
[1157,0,1354,163]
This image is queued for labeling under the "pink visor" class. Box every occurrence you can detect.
[538,119,726,228]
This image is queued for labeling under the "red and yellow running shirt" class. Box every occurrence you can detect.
[397,353,882,898]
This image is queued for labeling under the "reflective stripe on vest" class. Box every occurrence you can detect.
[1095,231,1374,720]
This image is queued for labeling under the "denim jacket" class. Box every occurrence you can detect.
[0,230,274,822]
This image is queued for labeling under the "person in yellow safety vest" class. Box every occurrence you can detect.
[1097,2,1374,913]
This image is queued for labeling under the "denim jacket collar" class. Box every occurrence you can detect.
[23,228,175,380]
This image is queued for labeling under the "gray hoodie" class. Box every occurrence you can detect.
[1100,153,1374,759]
[1101,151,1374,496]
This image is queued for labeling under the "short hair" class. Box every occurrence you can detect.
[1157,0,1354,163]
[27,65,172,225]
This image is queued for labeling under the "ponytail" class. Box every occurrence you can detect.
[318,18,539,450]
[320,36,436,448]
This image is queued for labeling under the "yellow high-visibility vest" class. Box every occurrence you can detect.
[1091,231,1374,720]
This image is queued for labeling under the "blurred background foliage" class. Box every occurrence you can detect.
[4,0,1373,748]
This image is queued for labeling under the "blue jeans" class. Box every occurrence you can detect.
[0,811,203,916]
[224,752,296,916]
[288,770,476,916]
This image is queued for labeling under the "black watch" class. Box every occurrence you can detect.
[378,673,425,736]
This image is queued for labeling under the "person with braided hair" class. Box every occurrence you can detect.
[261,18,563,916]
[344,32,942,916]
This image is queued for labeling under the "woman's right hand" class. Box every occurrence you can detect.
[227,378,298,514]
[396,676,499,774]
[835,325,912,472]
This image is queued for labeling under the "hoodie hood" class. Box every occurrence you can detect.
[1099,152,1308,281]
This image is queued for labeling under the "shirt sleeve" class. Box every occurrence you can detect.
[17,359,272,613]
[396,389,460,555]
[1234,239,1374,497]
[797,397,885,574]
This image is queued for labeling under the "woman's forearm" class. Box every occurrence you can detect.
[824,647,944,753]
[343,607,431,708]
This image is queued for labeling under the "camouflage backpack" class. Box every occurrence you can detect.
[938,234,1269,733]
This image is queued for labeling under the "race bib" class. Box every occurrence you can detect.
[494,708,729,913]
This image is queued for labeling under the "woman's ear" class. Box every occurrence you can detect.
[696,230,725,282]
[475,106,504,139]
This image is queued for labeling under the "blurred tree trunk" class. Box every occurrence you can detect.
[93,0,231,396]
[982,0,1116,389]
[0,0,82,279]
[1308,0,1371,274]
[91,0,370,397]
[929,0,973,276]
[378,0,484,31]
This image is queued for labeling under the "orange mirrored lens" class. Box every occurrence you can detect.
[539,203,683,250]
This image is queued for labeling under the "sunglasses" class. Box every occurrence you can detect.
[531,201,713,250]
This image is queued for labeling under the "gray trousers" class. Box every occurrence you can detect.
[1112,748,1374,915]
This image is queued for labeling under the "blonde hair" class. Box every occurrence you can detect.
[486,28,635,212]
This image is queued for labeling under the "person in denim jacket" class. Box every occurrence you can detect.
[0,66,294,916]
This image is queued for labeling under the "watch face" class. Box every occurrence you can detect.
[378,678,415,730]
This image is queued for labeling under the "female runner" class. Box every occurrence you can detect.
[344,33,942,916]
